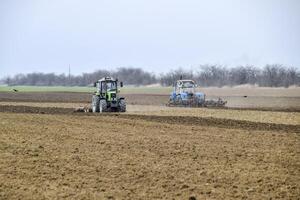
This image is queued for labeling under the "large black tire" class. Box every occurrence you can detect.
[92,95,100,113]
[99,99,107,113]
[119,99,126,112]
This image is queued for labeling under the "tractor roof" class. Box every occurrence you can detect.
[177,80,195,84]
[178,79,195,82]
[98,77,116,82]
[176,80,196,88]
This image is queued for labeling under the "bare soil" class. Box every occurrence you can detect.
[0,112,299,200]
[0,100,300,124]
[1,91,300,110]
[0,104,299,132]
[0,89,299,199]
[0,92,168,106]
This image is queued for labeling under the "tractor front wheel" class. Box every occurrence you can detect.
[119,99,126,112]
[99,99,107,113]
[92,95,100,113]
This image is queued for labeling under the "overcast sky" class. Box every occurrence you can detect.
[0,0,299,78]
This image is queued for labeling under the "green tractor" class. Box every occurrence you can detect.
[92,77,126,113]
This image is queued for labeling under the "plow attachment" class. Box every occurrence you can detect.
[168,97,227,107]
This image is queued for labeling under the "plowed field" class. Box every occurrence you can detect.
[0,90,299,199]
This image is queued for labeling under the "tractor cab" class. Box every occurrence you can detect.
[94,77,123,101]
[175,80,197,95]
[101,80,117,91]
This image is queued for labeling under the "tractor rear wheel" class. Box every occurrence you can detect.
[99,99,107,113]
[92,95,100,113]
[119,99,126,112]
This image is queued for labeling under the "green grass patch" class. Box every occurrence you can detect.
[0,86,94,93]
[0,85,172,94]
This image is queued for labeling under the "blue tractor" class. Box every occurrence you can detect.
[168,79,226,107]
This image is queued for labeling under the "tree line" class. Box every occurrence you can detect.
[3,67,157,86]
[2,65,300,87]
[160,64,300,87]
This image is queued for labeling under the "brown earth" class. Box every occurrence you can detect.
[1,102,300,125]
[1,92,300,110]
[0,92,168,105]
[0,105,299,133]
[0,112,299,200]
[0,90,299,199]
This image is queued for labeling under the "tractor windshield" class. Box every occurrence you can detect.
[102,81,117,91]
[182,81,195,88]
[182,87,195,94]
[176,80,196,94]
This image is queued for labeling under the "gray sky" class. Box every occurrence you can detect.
[0,0,299,78]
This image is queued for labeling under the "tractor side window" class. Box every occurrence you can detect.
[96,82,102,92]
[101,82,107,91]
